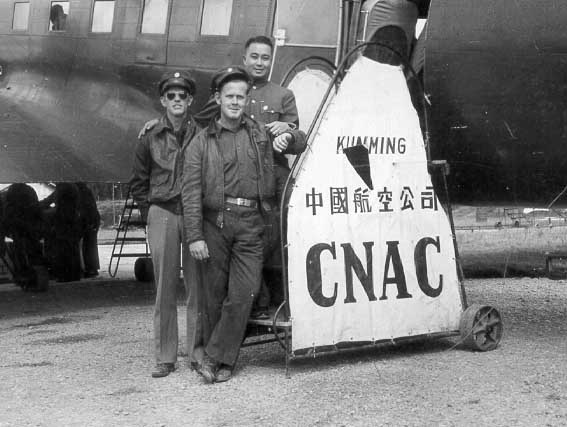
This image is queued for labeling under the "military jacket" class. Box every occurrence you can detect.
[246,80,299,127]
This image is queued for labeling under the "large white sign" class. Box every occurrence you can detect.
[286,57,463,351]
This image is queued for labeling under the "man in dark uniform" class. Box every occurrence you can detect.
[239,35,301,318]
[183,66,306,383]
[195,35,300,195]
[130,70,201,378]
[243,36,301,318]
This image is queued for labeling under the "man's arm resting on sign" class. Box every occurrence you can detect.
[265,121,294,137]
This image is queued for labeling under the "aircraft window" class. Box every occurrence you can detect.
[91,1,115,33]
[49,1,69,32]
[12,2,30,31]
[140,0,169,34]
[200,0,233,36]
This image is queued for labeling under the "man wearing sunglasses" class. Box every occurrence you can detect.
[138,36,302,320]
[130,71,201,378]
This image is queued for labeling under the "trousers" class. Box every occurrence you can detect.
[147,204,201,365]
[81,228,100,274]
[201,205,264,366]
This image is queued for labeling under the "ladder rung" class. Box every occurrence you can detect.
[111,253,151,258]
[115,237,147,242]
[115,224,145,231]
[123,221,146,226]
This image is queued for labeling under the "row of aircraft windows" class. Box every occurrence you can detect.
[11,0,234,36]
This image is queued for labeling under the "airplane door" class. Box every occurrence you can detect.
[135,0,171,64]
[271,0,339,131]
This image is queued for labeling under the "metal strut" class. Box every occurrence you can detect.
[107,187,150,278]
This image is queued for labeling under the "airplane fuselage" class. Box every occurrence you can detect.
[2,0,567,207]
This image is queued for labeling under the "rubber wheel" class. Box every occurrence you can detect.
[459,304,503,351]
[134,257,154,282]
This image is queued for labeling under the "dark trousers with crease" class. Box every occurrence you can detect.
[201,205,263,366]
[255,207,280,309]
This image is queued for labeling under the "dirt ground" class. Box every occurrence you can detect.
[0,269,566,426]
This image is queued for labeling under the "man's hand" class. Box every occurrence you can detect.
[273,132,292,153]
[265,121,291,137]
[138,118,159,139]
[189,240,210,261]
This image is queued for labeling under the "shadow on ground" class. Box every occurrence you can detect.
[0,278,163,321]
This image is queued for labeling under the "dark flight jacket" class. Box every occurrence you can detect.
[130,115,199,220]
[182,115,306,244]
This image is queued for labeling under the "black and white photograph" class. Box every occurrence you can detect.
[0,1,565,426]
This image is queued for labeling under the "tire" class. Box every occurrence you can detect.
[459,304,503,351]
[134,257,154,282]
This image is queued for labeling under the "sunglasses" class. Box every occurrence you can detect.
[166,91,188,101]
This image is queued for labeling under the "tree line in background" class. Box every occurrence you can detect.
[89,183,130,201]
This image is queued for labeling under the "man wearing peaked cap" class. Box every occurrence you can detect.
[158,70,196,96]
[208,66,251,94]
[130,70,203,379]
[240,36,300,321]
[137,38,304,321]
[203,38,301,321]
[181,65,306,383]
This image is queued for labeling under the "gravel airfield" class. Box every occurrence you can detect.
[0,251,566,426]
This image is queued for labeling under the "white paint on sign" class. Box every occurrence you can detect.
[286,57,463,351]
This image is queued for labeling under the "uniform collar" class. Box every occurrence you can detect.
[251,78,269,89]
[207,115,248,135]
[208,115,246,135]
[155,114,193,134]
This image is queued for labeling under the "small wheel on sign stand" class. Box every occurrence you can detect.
[459,304,503,351]
[134,257,154,282]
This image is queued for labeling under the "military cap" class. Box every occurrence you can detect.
[158,70,196,96]
[211,66,251,93]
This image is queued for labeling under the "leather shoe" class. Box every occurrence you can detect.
[215,364,233,383]
[151,363,175,378]
[190,346,205,371]
[197,356,217,384]
[84,271,99,278]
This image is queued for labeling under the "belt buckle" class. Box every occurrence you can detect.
[236,198,248,207]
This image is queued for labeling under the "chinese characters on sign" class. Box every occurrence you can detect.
[305,186,438,215]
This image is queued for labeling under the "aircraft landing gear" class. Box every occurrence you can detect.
[459,304,503,351]
[134,257,153,282]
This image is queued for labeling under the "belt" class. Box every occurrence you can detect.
[225,196,258,208]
